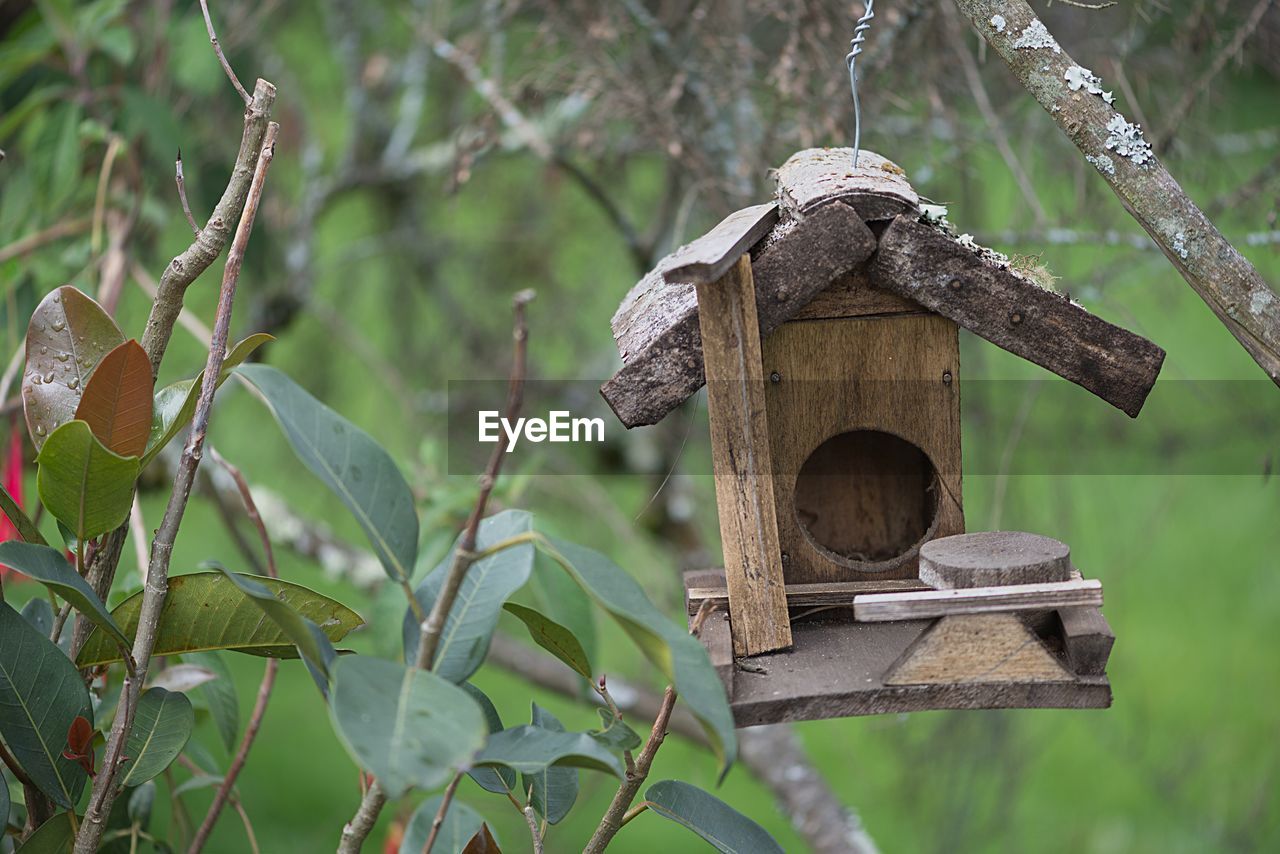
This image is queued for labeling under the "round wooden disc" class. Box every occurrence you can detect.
[919,532,1071,589]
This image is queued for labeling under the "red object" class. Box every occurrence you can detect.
[0,424,24,579]
[62,715,96,777]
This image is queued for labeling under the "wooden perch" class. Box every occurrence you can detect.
[777,148,920,222]
[954,0,1280,391]
[602,203,875,427]
[869,216,1165,416]
[853,578,1103,622]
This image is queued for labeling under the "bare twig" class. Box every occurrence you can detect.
[198,0,252,105]
[0,217,90,265]
[954,0,1280,389]
[421,771,465,854]
[73,121,279,854]
[176,150,201,236]
[187,448,281,854]
[521,800,545,854]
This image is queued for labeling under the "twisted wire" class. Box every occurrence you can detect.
[845,1,875,168]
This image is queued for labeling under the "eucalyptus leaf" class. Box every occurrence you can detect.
[147,664,218,694]
[521,705,578,825]
[0,482,47,546]
[127,780,156,831]
[187,652,238,752]
[15,810,75,853]
[590,707,642,753]
[141,333,273,467]
[22,285,124,451]
[36,419,140,541]
[73,339,153,458]
[400,795,485,854]
[402,510,535,681]
[0,766,8,834]
[173,774,225,798]
[328,656,486,798]
[461,683,515,795]
[643,780,784,854]
[0,541,128,650]
[122,688,194,786]
[474,724,624,778]
[214,565,339,681]
[540,537,737,776]
[503,602,592,680]
[77,571,363,668]
[0,602,91,808]
[20,597,54,637]
[237,363,418,584]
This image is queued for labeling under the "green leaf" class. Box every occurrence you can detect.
[460,683,515,795]
[474,724,624,779]
[77,571,364,668]
[173,774,224,798]
[22,286,125,450]
[73,339,153,458]
[540,537,737,777]
[0,766,8,835]
[15,811,75,853]
[503,602,592,680]
[141,333,272,467]
[0,602,91,808]
[529,555,597,668]
[0,482,47,546]
[0,542,128,651]
[36,420,140,541]
[400,795,485,854]
[590,707,642,753]
[521,705,578,825]
[122,688,194,786]
[187,652,239,752]
[20,597,54,636]
[127,780,156,831]
[237,363,418,584]
[147,664,218,693]
[213,566,339,681]
[402,510,535,681]
[643,780,784,854]
[328,656,486,798]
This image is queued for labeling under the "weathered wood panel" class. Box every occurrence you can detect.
[1056,606,1116,677]
[602,203,875,427]
[869,216,1166,417]
[853,579,1103,622]
[884,613,1076,685]
[919,531,1072,589]
[697,256,791,656]
[776,148,920,222]
[762,313,965,583]
[792,270,924,321]
[662,202,779,285]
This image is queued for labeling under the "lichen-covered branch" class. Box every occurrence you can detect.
[953,0,1280,387]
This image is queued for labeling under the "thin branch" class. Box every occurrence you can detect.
[421,771,465,854]
[198,0,252,105]
[521,801,545,854]
[73,120,280,854]
[954,0,1280,389]
[0,217,91,265]
[187,448,280,854]
[176,150,201,237]
[338,289,534,854]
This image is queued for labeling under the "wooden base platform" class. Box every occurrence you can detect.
[687,572,1112,727]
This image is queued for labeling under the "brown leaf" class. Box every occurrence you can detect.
[461,824,502,854]
[74,340,154,458]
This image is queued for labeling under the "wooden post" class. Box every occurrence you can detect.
[697,256,792,656]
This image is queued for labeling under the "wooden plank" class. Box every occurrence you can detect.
[919,531,1071,589]
[762,313,965,583]
[717,615,1110,726]
[685,579,929,615]
[662,202,780,285]
[695,608,736,695]
[776,148,920,222]
[792,270,925,321]
[853,579,1102,622]
[603,203,876,428]
[884,613,1075,685]
[869,216,1166,417]
[696,255,791,656]
[1056,606,1115,677]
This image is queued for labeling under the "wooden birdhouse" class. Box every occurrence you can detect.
[601,149,1166,726]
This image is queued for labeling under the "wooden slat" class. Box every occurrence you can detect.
[697,256,791,656]
[685,579,929,615]
[853,579,1103,622]
[776,148,920,222]
[792,270,925,321]
[662,202,780,285]
[1056,606,1116,677]
[869,216,1166,417]
[603,203,876,427]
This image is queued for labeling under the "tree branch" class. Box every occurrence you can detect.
[953,0,1280,388]
[198,0,252,105]
[73,120,280,854]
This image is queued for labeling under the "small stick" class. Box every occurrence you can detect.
[198,0,251,105]
[421,771,465,854]
[176,150,201,236]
